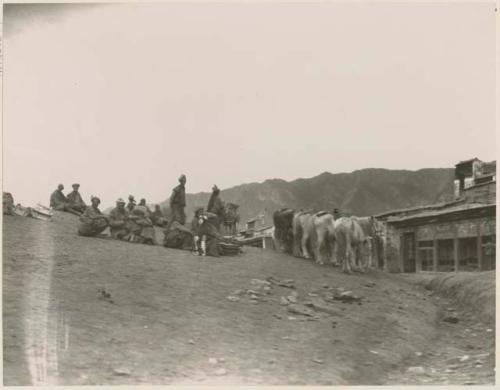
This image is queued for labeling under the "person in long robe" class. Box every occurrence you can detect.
[169,174,187,225]
[108,198,130,240]
[207,185,225,231]
[66,183,87,213]
[77,196,109,237]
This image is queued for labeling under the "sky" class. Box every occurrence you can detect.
[2,2,496,209]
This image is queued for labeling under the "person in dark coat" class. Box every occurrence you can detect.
[66,183,87,213]
[50,184,81,215]
[207,185,225,231]
[108,198,130,240]
[151,204,168,227]
[170,174,187,225]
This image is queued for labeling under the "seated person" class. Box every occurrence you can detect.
[50,184,81,215]
[193,211,221,257]
[108,198,130,240]
[125,206,156,244]
[66,183,87,213]
[77,196,109,237]
[163,220,194,250]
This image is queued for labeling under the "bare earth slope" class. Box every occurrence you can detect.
[3,212,494,385]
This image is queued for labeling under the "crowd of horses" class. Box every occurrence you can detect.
[273,208,386,274]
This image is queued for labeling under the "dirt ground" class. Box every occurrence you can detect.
[2,212,495,385]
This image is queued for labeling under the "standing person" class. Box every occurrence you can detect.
[169,174,187,225]
[66,183,87,213]
[207,185,225,231]
[77,196,109,237]
[126,195,136,212]
[108,198,130,240]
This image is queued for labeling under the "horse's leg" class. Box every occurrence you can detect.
[292,223,301,257]
[343,233,353,274]
[315,228,324,265]
[302,230,311,259]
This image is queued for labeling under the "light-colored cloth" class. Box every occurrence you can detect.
[108,207,130,239]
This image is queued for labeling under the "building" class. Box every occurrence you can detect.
[378,158,496,273]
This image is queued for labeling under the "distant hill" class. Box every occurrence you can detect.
[158,168,455,227]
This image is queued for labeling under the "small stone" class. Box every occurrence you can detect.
[407,366,425,374]
[214,368,227,376]
[287,316,297,321]
[219,357,226,363]
[443,315,459,324]
[226,296,240,302]
[369,350,379,355]
[486,328,493,332]
[415,352,423,357]
[312,358,324,364]
[188,339,195,345]
[208,357,218,365]
[459,355,470,362]
[280,297,290,306]
[113,367,131,376]
[272,313,283,320]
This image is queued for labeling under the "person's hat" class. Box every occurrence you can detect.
[91,196,101,203]
[72,183,80,188]
[179,174,186,182]
[128,195,135,200]
[116,198,125,204]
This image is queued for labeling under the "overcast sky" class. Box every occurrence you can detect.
[3,2,496,208]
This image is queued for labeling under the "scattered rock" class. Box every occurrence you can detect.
[443,314,459,324]
[113,367,131,376]
[226,296,240,302]
[219,357,226,363]
[214,368,227,376]
[364,282,376,288]
[308,292,319,297]
[208,357,218,365]
[486,328,493,332]
[415,352,423,357]
[267,276,295,289]
[287,304,315,317]
[459,355,470,362]
[286,295,298,304]
[407,366,425,374]
[333,291,362,303]
[369,350,379,355]
[188,339,195,345]
[232,289,245,296]
[272,313,283,320]
[287,316,297,321]
[280,297,290,306]
[312,358,325,364]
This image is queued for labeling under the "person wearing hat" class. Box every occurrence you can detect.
[67,183,87,214]
[50,184,81,216]
[108,198,130,240]
[138,198,153,217]
[151,204,168,227]
[169,174,187,225]
[77,196,109,237]
[207,184,225,231]
[126,195,136,212]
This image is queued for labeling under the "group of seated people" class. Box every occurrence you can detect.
[51,183,240,256]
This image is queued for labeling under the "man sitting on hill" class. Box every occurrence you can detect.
[108,198,130,240]
[126,195,136,212]
[77,196,109,237]
[66,183,87,213]
[50,184,81,216]
[138,198,153,216]
[125,206,156,244]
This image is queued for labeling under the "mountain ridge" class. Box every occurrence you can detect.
[158,167,455,226]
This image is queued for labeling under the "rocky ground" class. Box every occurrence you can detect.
[2,212,495,385]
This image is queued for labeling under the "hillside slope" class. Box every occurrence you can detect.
[160,168,454,224]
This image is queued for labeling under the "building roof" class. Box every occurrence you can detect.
[374,199,465,219]
[387,203,495,226]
